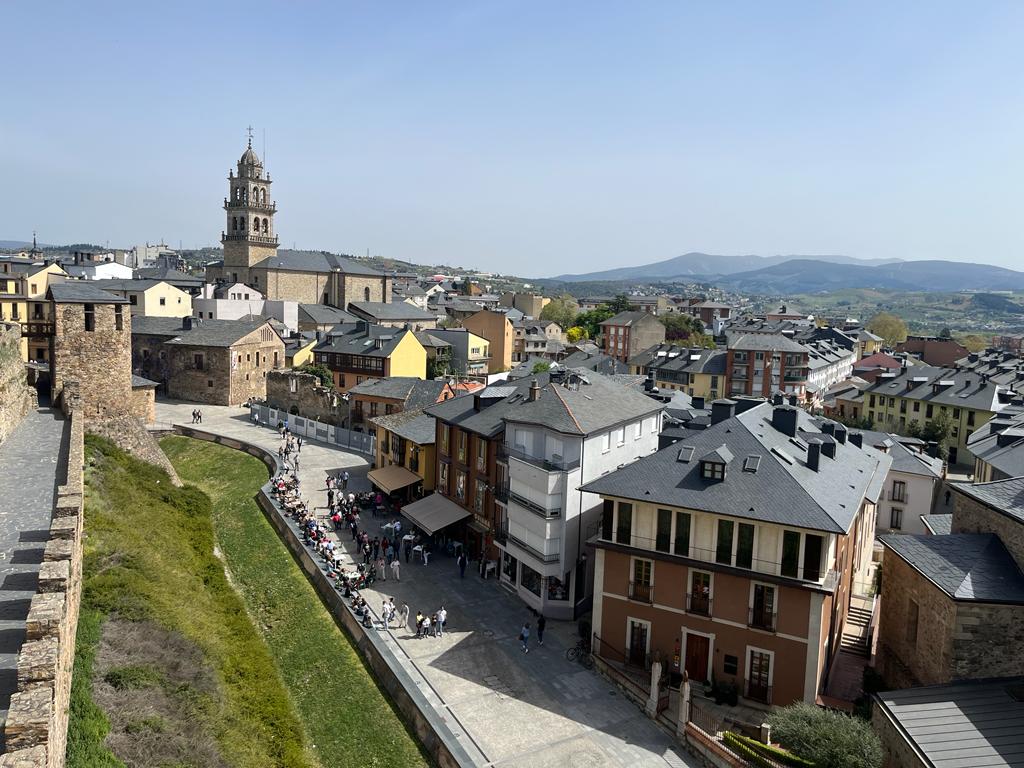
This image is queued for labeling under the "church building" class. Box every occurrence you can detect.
[206,134,391,308]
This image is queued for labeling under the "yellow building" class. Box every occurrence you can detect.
[463,308,514,373]
[0,259,68,361]
[284,335,318,368]
[628,344,728,401]
[368,408,437,497]
[91,279,193,317]
[312,324,427,392]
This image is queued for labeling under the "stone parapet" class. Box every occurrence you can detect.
[2,412,86,767]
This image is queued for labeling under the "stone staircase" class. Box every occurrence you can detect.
[839,603,873,658]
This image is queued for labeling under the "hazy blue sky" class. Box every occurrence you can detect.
[3,2,1024,275]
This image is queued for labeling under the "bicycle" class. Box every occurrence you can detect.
[565,638,594,669]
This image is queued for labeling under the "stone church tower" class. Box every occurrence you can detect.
[221,133,278,280]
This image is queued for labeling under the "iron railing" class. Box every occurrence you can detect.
[686,592,712,617]
[509,490,561,518]
[748,606,776,632]
[628,581,653,604]
[499,443,581,472]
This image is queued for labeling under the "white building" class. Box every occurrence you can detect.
[63,261,134,281]
[859,430,944,536]
[498,371,663,619]
[805,339,857,407]
[192,282,299,333]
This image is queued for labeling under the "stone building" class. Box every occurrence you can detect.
[265,369,348,425]
[132,316,285,406]
[205,136,391,307]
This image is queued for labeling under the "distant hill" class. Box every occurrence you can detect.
[712,258,1024,293]
[973,293,1024,314]
[0,239,55,250]
[550,252,903,282]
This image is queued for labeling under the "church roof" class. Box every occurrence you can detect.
[253,250,384,277]
[240,145,261,166]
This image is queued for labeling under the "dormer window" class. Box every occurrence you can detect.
[701,461,725,481]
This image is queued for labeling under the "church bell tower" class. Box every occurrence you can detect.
[222,128,278,273]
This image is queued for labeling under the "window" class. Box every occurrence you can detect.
[114,305,123,331]
[746,649,772,703]
[520,563,542,597]
[630,558,653,602]
[474,481,485,513]
[892,480,907,503]
[84,303,95,331]
[455,471,466,500]
[439,462,449,493]
[906,599,919,644]
[159,296,166,306]
[736,523,755,569]
[616,502,632,544]
[602,432,611,452]
[615,426,625,446]
[476,439,486,471]
[457,431,467,462]
[689,571,711,615]
[723,654,738,676]
[701,461,725,481]
[634,421,643,440]
[129,294,138,305]
[674,511,691,557]
[803,534,823,581]
[967,411,975,426]
[716,520,734,565]
[890,507,903,530]
[655,508,671,553]
[601,499,614,540]
[913,401,920,412]
[750,584,776,631]
[926,404,934,418]
[440,424,450,454]
[207,379,213,388]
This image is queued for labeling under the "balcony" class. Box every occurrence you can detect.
[499,444,580,472]
[744,679,773,705]
[21,321,54,337]
[748,606,776,632]
[221,232,279,245]
[686,592,712,617]
[493,482,509,503]
[507,528,561,564]
[628,581,653,604]
[224,198,277,213]
[509,490,561,519]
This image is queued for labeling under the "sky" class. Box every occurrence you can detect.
[2,2,1024,276]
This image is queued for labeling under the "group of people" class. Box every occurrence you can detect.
[190,409,204,424]
[413,606,448,638]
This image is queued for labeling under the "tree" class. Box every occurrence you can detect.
[573,307,615,340]
[608,294,633,313]
[767,702,882,768]
[868,312,908,347]
[938,327,952,339]
[299,363,333,389]
[539,295,579,330]
[565,326,586,343]
[660,313,705,341]
[531,361,551,374]
[959,333,988,352]
[922,408,954,460]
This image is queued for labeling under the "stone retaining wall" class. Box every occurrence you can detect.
[0,322,34,446]
[1,412,85,768]
[171,425,477,768]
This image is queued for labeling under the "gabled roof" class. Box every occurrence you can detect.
[90,278,183,293]
[47,282,129,304]
[312,323,416,359]
[951,477,1024,526]
[347,377,449,409]
[880,533,1024,602]
[727,333,807,353]
[369,408,436,445]
[137,267,203,284]
[131,316,276,347]
[599,310,656,327]
[581,403,892,533]
[253,251,383,276]
[853,429,944,477]
[297,304,357,325]
[922,514,952,535]
[348,301,436,322]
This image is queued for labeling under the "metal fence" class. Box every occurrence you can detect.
[250,404,376,456]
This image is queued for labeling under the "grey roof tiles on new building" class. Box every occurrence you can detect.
[47,282,129,304]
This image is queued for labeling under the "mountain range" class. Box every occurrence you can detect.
[550,253,1024,293]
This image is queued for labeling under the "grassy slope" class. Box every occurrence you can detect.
[67,436,316,768]
[161,436,428,768]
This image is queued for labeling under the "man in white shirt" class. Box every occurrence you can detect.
[435,606,447,637]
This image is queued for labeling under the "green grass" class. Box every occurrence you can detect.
[161,436,429,768]
[68,435,316,768]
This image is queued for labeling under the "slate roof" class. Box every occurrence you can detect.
[854,429,944,477]
[90,278,177,292]
[600,310,655,327]
[253,251,383,276]
[131,374,159,388]
[347,377,448,409]
[297,304,357,326]
[369,408,436,445]
[864,364,1011,411]
[876,677,1024,768]
[727,333,807,353]
[965,405,1024,479]
[413,331,451,349]
[922,514,952,535]
[47,282,129,304]
[581,403,892,533]
[137,267,203,284]
[312,323,414,358]
[882,532,1024,603]
[348,301,436,322]
[131,316,275,347]
[507,350,628,381]
[951,477,1024,526]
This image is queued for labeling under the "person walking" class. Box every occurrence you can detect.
[457,551,468,579]
[404,540,412,563]
[519,622,530,653]
[197,410,202,424]
[342,470,350,490]
[399,602,410,629]
[390,558,401,582]
[537,614,546,646]
[436,606,447,638]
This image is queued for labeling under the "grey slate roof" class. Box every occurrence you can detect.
[922,514,952,535]
[347,377,448,409]
[966,405,1024,479]
[864,364,1011,411]
[951,477,1024,526]
[854,429,944,477]
[297,304,357,325]
[312,323,414,359]
[507,350,628,381]
[880,533,1024,602]
[47,282,129,304]
[581,403,892,533]
[254,251,383,276]
[876,677,1024,768]
[599,310,655,327]
[90,278,177,292]
[348,301,436,322]
[727,333,807,353]
[369,408,436,445]
[131,374,159,388]
[132,316,274,347]
[137,267,203,284]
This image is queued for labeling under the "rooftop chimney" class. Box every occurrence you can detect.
[529,379,541,402]
[711,399,736,425]
[772,393,784,406]
[834,424,848,444]
[692,395,706,410]
[849,432,863,449]
[182,316,194,331]
[788,394,799,406]
[807,439,821,472]
[821,422,836,436]
[772,405,799,437]
[821,439,837,460]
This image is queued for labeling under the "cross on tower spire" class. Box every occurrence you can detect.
[246,125,254,148]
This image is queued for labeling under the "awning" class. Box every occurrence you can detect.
[367,465,422,494]
[402,493,471,535]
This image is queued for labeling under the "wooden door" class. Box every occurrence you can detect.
[684,633,709,682]
[628,621,648,667]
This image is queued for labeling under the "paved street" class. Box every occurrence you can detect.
[0,408,67,742]
[156,400,696,768]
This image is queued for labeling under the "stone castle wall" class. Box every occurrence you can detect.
[953,490,1024,570]
[265,369,348,425]
[1,413,85,768]
[0,322,34,445]
[51,303,132,420]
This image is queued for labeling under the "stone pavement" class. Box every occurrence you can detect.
[156,400,697,768]
[0,408,67,744]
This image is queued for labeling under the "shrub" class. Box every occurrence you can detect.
[723,732,814,768]
[104,665,163,691]
[767,702,882,768]
[299,363,334,389]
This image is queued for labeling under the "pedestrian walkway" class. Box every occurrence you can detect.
[156,400,697,768]
[0,408,67,743]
